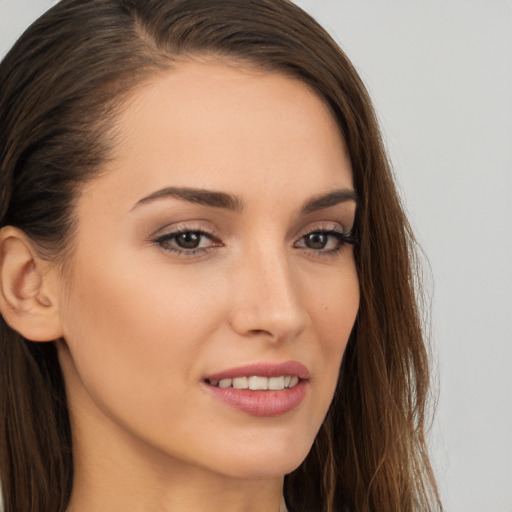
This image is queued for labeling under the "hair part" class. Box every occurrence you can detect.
[0,1,442,511]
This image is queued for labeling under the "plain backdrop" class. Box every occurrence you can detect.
[1,1,511,511]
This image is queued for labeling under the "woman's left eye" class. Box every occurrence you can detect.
[155,229,218,255]
[295,229,355,253]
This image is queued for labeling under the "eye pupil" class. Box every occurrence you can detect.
[305,232,327,250]
[176,232,201,249]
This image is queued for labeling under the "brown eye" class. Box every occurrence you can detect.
[295,228,354,254]
[304,232,329,250]
[175,232,202,249]
[155,229,218,255]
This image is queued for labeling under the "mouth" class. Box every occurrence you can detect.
[203,361,309,417]
[206,375,300,390]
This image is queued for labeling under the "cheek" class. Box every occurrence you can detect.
[58,251,226,414]
[310,254,359,333]
[306,259,359,394]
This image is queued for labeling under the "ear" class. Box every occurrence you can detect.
[0,226,64,342]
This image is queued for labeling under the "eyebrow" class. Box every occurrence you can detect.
[132,186,357,214]
[133,187,244,212]
[301,188,358,214]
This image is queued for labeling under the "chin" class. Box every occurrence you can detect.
[203,436,314,480]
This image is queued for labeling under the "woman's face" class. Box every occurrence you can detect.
[56,59,359,480]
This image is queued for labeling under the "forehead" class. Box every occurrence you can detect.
[85,58,353,210]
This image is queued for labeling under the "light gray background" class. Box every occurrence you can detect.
[1,1,511,511]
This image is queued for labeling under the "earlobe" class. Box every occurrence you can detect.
[0,226,63,342]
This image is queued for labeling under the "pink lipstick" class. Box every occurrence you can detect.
[203,361,309,417]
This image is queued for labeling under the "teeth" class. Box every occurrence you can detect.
[232,377,249,389]
[209,375,299,390]
[218,378,232,388]
[248,376,268,390]
[268,376,285,390]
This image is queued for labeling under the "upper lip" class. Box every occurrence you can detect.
[204,360,310,382]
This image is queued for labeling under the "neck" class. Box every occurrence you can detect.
[67,474,285,512]
[66,401,286,512]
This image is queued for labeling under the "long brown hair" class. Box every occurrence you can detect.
[0,1,442,511]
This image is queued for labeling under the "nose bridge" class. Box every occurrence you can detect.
[229,238,309,341]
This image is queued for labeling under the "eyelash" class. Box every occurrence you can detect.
[294,227,356,256]
[153,225,356,258]
[154,228,220,257]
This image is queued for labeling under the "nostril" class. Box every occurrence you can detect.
[248,328,273,336]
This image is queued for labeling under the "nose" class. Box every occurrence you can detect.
[227,243,309,342]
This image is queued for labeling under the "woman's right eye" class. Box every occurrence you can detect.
[154,229,219,255]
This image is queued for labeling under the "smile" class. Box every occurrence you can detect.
[203,361,309,416]
[207,375,300,390]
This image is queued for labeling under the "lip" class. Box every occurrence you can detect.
[203,361,309,417]
[204,360,310,382]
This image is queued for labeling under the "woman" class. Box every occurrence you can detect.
[0,1,442,511]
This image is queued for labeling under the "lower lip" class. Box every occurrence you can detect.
[204,380,308,417]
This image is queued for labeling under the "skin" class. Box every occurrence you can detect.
[48,59,360,512]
